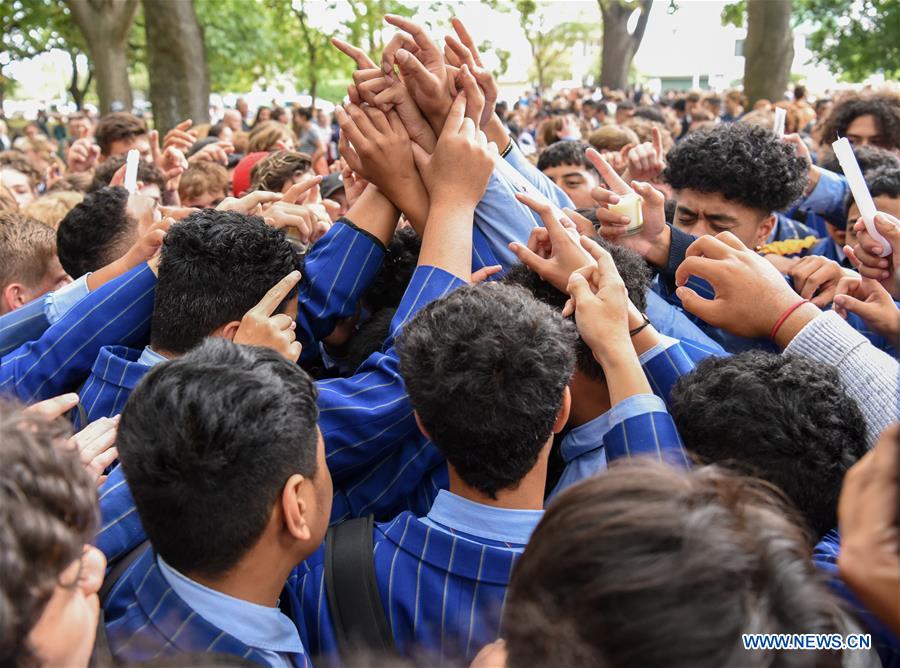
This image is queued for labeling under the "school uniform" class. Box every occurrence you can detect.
[810,236,854,269]
[295,408,691,664]
[0,264,157,403]
[103,548,310,667]
[0,273,90,356]
[75,219,386,428]
[96,265,467,566]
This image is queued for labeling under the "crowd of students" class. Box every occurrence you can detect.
[0,13,898,668]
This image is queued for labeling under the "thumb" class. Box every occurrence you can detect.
[304,182,320,205]
[675,285,712,317]
[411,142,430,173]
[832,293,877,320]
[78,125,90,140]
[652,125,663,158]
[566,271,595,303]
[508,241,549,276]
[149,129,161,160]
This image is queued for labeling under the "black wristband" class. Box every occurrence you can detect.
[629,313,651,337]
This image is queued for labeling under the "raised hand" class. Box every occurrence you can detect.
[621,126,666,183]
[162,119,198,153]
[150,128,188,188]
[66,125,100,173]
[334,104,417,191]
[233,270,303,362]
[382,14,453,132]
[216,190,284,214]
[509,192,591,291]
[410,92,496,207]
[674,232,821,345]
[188,140,234,166]
[444,17,498,128]
[586,147,670,267]
[259,175,328,244]
[24,393,80,421]
[832,273,900,342]
[846,212,900,297]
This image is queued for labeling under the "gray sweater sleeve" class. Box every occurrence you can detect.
[784,311,899,449]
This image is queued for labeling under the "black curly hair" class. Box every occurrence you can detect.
[0,401,98,667]
[537,140,597,175]
[503,235,650,383]
[663,122,809,214]
[397,282,576,498]
[819,90,900,151]
[56,186,131,278]
[151,209,301,355]
[669,351,868,540]
[89,153,166,193]
[844,165,900,219]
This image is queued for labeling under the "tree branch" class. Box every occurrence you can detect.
[630,0,653,46]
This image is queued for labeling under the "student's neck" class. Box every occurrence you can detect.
[447,447,550,511]
[567,373,611,428]
[187,542,297,608]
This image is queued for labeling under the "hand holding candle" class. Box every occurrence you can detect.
[123,149,140,195]
[832,137,892,258]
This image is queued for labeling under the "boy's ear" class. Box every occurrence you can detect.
[214,320,243,342]
[2,283,27,312]
[756,214,777,247]
[553,386,572,434]
[413,411,433,442]
[281,474,311,541]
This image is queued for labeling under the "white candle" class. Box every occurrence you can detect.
[123,149,140,195]
[831,137,892,258]
[773,107,786,138]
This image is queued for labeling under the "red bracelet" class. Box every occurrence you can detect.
[770,299,810,340]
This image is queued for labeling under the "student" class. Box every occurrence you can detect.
[663,122,816,250]
[90,152,166,204]
[104,340,328,666]
[819,89,900,152]
[536,140,600,208]
[0,401,106,668]
[669,350,868,540]
[250,150,313,193]
[178,161,229,208]
[0,151,41,208]
[94,112,151,161]
[57,186,159,279]
[501,463,855,668]
[0,213,70,315]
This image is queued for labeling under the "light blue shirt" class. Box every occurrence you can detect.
[645,289,725,353]
[800,168,849,227]
[421,489,543,547]
[548,337,676,500]
[45,273,90,323]
[157,556,306,668]
[136,345,167,367]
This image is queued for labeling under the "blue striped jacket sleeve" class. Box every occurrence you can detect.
[641,339,711,404]
[96,464,146,565]
[296,219,385,362]
[0,297,49,357]
[320,266,466,522]
[604,409,690,469]
[0,264,157,403]
[797,169,849,228]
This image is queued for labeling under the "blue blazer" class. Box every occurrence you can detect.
[0,264,157,403]
[104,548,310,667]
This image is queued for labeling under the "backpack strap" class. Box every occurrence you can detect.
[324,515,395,657]
[99,539,151,606]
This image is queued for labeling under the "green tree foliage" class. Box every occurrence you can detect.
[721,0,899,81]
[516,0,598,91]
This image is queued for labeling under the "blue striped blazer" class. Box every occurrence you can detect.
[96,266,468,565]
[293,410,690,665]
[103,548,310,667]
[0,264,157,403]
[0,297,50,357]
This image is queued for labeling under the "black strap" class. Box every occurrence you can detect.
[324,516,395,658]
[99,539,151,605]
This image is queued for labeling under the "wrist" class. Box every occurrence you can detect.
[646,224,672,268]
[805,165,821,197]
[484,115,509,149]
[772,301,820,349]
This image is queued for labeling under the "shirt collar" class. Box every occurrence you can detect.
[426,490,543,546]
[157,556,304,656]
[560,410,611,464]
[138,346,168,367]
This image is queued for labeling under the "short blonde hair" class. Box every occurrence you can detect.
[587,125,639,152]
[22,191,84,230]
[178,162,229,203]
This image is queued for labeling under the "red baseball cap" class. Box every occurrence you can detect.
[231,151,269,197]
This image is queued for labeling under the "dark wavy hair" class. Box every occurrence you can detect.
[663,122,809,213]
[504,461,845,668]
[0,401,98,667]
[819,90,900,151]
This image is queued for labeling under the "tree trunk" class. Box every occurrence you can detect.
[599,0,652,91]
[743,0,794,107]
[65,0,139,114]
[66,50,92,110]
[144,0,210,136]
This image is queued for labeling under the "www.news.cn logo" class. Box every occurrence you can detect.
[742,634,872,651]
